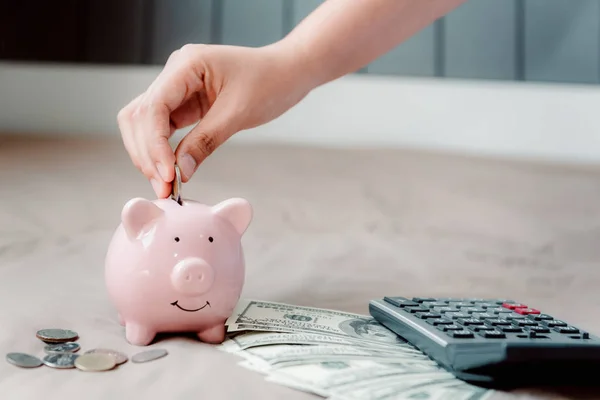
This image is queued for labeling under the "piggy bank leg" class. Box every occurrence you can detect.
[125,323,156,346]
[197,324,226,344]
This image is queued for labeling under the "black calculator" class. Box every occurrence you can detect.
[369,296,600,389]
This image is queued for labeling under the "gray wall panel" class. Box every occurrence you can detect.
[524,0,599,84]
[127,0,600,86]
[221,0,285,47]
[444,0,517,80]
[292,0,323,27]
[368,25,436,76]
[149,0,213,64]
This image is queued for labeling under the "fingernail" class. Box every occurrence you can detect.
[179,153,197,180]
[156,162,168,181]
[150,178,161,196]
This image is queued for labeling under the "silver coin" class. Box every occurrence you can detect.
[6,352,43,368]
[44,342,80,354]
[36,328,78,343]
[84,348,128,365]
[74,353,116,372]
[42,353,79,369]
[171,164,182,205]
[131,348,168,363]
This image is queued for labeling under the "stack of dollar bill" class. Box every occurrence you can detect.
[219,299,494,400]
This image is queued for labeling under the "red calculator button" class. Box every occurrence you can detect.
[502,303,527,310]
[514,308,540,315]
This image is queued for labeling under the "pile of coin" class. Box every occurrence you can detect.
[5,328,168,372]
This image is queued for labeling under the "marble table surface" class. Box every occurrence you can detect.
[1,134,600,400]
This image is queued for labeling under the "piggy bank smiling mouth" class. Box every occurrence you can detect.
[170,300,211,312]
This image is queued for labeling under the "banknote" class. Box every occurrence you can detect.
[263,359,449,397]
[218,331,424,354]
[237,343,434,371]
[390,384,494,400]
[226,299,413,348]
[224,299,493,400]
[326,374,492,400]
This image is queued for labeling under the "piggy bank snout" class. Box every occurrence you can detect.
[171,258,215,296]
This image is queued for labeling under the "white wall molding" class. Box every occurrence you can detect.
[2,62,600,164]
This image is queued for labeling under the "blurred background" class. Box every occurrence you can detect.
[1,0,600,163]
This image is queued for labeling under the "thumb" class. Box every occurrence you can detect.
[175,96,239,181]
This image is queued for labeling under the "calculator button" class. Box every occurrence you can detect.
[485,319,511,326]
[566,332,591,340]
[449,330,474,338]
[461,307,486,314]
[493,299,515,305]
[449,302,473,307]
[473,313,495,320]
[383,297,419,308]
[545,320,567,327]
[500,326,523,333]
[412,297,437,303]
[457,318,484,326]
[525,326,550,334]
[423,301,449,307]
[478,330,506,339]
[512,320,538,327]
[441,324,462,331]
[502,303,527,310]
[486,307,509,314]
[526,313,553,321]
[474,303,497,309]
[514,308,540,315]
[553,326,579,334]
[469,326,494,332]
[445,312,471,319]
[432,307,458,313]
[415,312,442,319]
[406,307,429,314]
[502,314,526,321]
[426,318,453,326]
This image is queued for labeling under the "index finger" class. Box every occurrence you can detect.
[136,46,206,184]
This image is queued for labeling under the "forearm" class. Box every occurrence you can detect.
[280,0,466,87]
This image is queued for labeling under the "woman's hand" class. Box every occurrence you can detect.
[117,42,314,198]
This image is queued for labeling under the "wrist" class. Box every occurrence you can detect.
[262,37,327,93]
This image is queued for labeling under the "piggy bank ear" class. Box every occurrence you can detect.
[211,198,253,236]
[121,198,165,240]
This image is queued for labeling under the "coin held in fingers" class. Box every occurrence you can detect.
[171,164,182,205]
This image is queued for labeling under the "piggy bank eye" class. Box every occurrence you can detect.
[208,236,214,243]
[174,237,180,242]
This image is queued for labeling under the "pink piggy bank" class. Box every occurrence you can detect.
[104,197,252,346]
